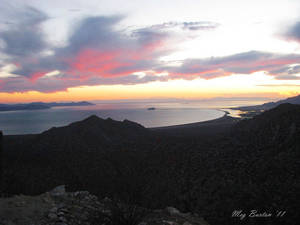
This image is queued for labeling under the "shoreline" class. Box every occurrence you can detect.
[150,110,241,131]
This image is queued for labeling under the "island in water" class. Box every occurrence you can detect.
[147,107,156,110]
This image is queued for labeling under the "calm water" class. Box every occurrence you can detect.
[0,99,268,135]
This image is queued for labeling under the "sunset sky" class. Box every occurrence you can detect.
[1,0,300,103]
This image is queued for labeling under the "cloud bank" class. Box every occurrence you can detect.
[0,5,300,93]
[163,51,300,79]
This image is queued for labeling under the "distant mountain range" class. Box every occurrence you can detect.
[233,94,300,111]
[0,101,94,111]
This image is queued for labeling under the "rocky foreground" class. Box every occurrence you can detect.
[0,186,209,225]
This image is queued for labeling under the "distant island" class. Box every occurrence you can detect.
[0,101,94,112]
[147,107,156,110]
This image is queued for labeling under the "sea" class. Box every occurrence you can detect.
[0,99,270,135]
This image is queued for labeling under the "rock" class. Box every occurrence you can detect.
[165,207,181,216]
[60,208,69,213]
[50,207,58,213]
[48,212,58,220]
[15,201,26,207]
[50,185,66,196]
[183,222,192,225]
[57,211,65,216]
[162,221,179,225]
[58,216,67,222]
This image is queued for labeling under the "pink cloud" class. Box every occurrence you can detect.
[30,71,48,81]
[66,49,132,78]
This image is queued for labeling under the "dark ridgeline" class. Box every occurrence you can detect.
[2,104,300,225]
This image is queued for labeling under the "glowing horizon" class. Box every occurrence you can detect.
[1,73,299,103]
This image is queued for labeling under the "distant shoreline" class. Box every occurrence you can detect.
[150,109,240,131]
[0,101,94,112]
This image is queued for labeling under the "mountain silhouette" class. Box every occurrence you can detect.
[31,115,149,152]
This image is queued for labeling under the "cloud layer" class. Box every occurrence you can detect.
[0,7,173,92]
[1,5,300,93]
[163,51,300,79]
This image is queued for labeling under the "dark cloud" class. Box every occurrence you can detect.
[66,16,123,53]
[285,21,300,42]
[161,51,300,79]
[1,28,47,57]
[148,21,219,31]
[1,73,169,93]
[274,75,300,80]
[269,64,300,75]
[0,3,47,26]
[12,55,68,77]
[182,21,219,30]
[0,5,48,57]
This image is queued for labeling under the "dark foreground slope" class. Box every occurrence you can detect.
[234,103,300,145]
[2,104,300,225]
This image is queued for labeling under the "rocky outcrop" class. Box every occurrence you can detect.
[0,186,209,225]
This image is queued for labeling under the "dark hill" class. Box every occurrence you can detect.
[32,115,150,152]
[233,103,300,146]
